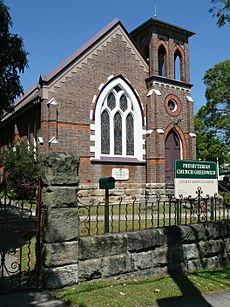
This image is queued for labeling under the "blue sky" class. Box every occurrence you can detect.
[4,0,230,112]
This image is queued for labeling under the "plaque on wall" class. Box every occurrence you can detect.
[112,168,129,181]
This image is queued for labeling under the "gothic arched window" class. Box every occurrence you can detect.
[174,49,182,81]
[158,44,167,77]
[94,77,144,161]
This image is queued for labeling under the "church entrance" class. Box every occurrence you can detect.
[165,129,181,183]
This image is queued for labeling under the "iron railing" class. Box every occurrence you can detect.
[78,188,229,237]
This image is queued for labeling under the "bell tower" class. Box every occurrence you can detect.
[130,19,196,185]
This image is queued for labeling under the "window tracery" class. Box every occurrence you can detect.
[94,77,144,161]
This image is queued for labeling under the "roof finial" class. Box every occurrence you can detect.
[154,0,157,18]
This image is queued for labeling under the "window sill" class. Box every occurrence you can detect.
[90,157,146,165]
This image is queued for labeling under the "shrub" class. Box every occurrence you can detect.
[0,141,42,199]
[221,192,230,206]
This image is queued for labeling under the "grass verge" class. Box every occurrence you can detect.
[54,267,230,307]
[18,235,36,272]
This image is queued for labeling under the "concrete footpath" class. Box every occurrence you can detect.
[0,288,230,306]
[0,290,65,307]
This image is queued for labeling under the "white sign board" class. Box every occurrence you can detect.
[174,160,218,199]
[174,178,218,199]
[112,168,129,181]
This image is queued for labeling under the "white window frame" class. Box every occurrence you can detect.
[94,78,144,160]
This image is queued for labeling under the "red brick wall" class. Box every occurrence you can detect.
[0,22,196,189]
[40,32,148,184]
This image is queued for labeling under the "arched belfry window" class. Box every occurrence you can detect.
[158,44,167,77]
[143,41,150,61]
[174,49,182,81]
[94,77,144,160]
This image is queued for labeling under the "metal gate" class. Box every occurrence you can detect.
[0,177,42,292]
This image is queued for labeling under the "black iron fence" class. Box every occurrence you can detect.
[0,177,42,292]
[78,188,230,237]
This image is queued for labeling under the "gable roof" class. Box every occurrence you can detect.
[2,18,146,123]
[40,18,124,85]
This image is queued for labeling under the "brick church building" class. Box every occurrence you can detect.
[0,17,196,192]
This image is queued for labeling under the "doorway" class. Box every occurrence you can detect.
[165,129,181,183]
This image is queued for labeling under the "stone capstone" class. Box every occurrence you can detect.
[79,233,127,260]
[42,153,79,186]
[204,222,221,240]
[127,228,166,252]
[219,221,230,237]
[167,224,206,244]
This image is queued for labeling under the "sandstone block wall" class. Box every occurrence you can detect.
[40,154,229,289]
[79,221,230,281]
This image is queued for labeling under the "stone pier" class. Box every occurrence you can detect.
[41,153,79,289]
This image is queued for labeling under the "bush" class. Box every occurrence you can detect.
[221,192,230,206]
[0,141,42,199]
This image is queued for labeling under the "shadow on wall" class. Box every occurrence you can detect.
[156,225,212,307]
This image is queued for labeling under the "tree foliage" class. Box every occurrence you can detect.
[209,0,230,26]
[194,116,229,165]
[0,0,28,117]
[0,141,42,198]
[195,60,230,165]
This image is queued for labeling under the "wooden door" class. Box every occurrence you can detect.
[165,129,181,183]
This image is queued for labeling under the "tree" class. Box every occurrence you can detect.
[195,60,230,166]
[0,0,28,117]
[194,116,229,165]
[0,141,42,198]
[209,0,230,26]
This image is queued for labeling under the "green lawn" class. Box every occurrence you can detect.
[17,235,37,273]
[55,267,230,307]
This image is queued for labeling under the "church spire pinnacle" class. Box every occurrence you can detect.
[154,0,157,18]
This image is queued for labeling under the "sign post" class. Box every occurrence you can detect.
[174,160,218,199]
[99,177,115,233]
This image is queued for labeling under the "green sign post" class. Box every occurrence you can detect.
[174,160,218,198]
[99,177,115,233]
